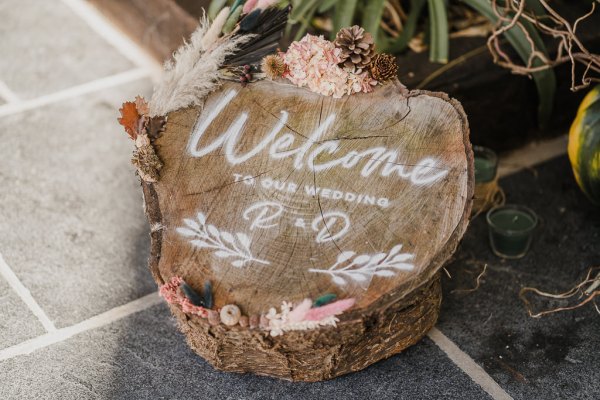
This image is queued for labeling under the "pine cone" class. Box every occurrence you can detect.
[334,25,376,74]
[370,53,398,82]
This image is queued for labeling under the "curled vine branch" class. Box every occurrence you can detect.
[487,0,600,92]
[520,267,600,318]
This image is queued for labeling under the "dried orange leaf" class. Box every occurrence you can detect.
[118,101,140,140]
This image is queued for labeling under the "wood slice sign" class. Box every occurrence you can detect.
[140,79,473,381]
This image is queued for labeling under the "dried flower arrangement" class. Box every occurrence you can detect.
[117,96,166,182]
[262,25,399,98]
[159,275,355,337]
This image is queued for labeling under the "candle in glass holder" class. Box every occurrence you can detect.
[486,204,538,259]
[473,146,498,183]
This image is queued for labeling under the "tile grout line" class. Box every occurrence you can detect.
[60,0,162,79]
[0,292,162,362]
[0,80,20,104]
[0,253,56,333]
[0,68,150,118]
[428,328,513,400]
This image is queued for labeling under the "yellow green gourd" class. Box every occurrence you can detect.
[568,85,600,205]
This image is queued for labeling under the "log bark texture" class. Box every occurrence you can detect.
[141,80,473,380]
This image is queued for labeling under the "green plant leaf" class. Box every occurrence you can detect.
[525,0,546,16]
[388,0,427,54]
[290,0,319,23]
[208,0,228,20]
[462,0,556,126]
[332,0,358,38]
[318,0,339,13]
[362,0,386,44]
[290,0,320,40]
[427,0,449,64]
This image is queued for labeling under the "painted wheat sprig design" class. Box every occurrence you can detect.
[309,245,414,286]
[176,212,269,267]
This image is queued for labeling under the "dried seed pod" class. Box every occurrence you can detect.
[207,310,220,326]
[220,304,241,326]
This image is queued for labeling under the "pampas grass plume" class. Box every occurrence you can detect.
[201,7,230,51]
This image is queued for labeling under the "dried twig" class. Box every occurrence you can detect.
[487,0,600,92]
[451,263,487,295]
[520,267,600,318]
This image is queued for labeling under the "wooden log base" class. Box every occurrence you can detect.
[171,273,441,382]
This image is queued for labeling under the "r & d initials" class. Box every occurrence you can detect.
[243,201,350,243]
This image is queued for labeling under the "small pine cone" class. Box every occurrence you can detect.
[261,54,286,80]
[370,53,398,82]
[371,53,398,82]
[131,143,162,182]
[334,25,376,74]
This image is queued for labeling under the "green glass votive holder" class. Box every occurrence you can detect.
[486,205,538,259]
[473,146,498,183]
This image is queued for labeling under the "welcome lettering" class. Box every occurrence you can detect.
[188,89,449,186]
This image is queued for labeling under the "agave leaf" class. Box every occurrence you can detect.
[291,0,320,41]
[332,0,358,38]
[387,0,427,53]
[525,0,546,16]
[362,0,386,45]
[427,0,449,64]
[318,0,339,13]
[462,0,556,126]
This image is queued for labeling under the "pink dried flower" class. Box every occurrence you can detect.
[348,71,378,94]
[243,0,258,14]
[159,276,184,303]
[304,298,356,321]
[159,276,208,318]
[287,299,312,323]
[282,34,348,98]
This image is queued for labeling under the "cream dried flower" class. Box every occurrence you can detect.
[261,54,286,80]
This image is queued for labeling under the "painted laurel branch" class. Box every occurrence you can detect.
[309,245,414,286]
[176,212,270,267]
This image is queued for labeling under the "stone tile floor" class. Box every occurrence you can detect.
[0,1,598,399]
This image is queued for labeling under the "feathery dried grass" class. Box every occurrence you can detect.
[150,15,254,116]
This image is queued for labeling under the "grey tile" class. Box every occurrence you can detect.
[438,156,600,400]
[0,0,134,99]
[0,303,490,400]
[0,275,45,348]
[0,79,156,327]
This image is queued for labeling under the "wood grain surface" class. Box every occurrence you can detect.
[148,79,473,317]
